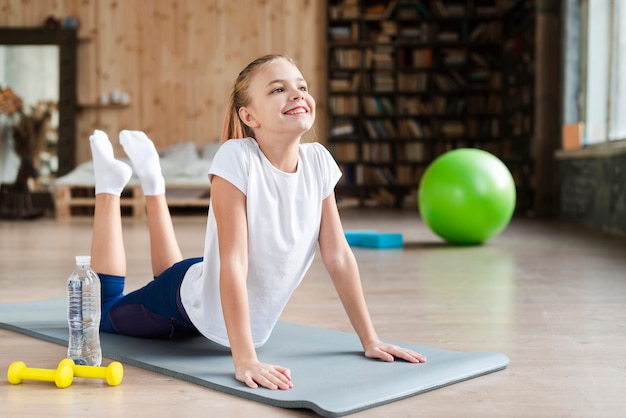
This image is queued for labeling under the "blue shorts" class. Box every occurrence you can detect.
[99,257,202,338]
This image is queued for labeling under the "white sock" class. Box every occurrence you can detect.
[89,130,132,196]
[119,130,165,196]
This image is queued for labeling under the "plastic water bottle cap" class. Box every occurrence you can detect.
[75,255,91,265]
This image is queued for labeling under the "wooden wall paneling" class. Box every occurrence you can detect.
[85,1,128,157]
[76,4,97,105]
[0,0,26,24]
[0,0,327,169]
[138,0,170,145]
[0,0,39,25]
[185,2,222,145]
[75,0,101,165]
[175,1,199,145]
[109,1,143,137]
[136,0,195,147]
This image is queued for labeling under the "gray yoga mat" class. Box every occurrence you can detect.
[0,298,509,417]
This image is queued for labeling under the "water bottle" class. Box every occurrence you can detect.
[67,255,102,366]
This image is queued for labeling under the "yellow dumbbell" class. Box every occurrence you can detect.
[7,359,74,388]
[71,361,124,386]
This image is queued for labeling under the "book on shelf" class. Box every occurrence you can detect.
[331,120,355,137]
[406,118,426,138]
[468,51,499,67]
[363,0,397,20]
[329,25,358,42]
[413,48,433,68]
[329,71,361,92]
[398,118,429,139]
[467,117,500,137]
[383,119,398,137]
[396,1,430,19]
[449,70,467,87]
[372,72,395,92]
[369,45,394,69]
[430,0,468,17]
[333,48,361,68]
[467,70,496,88]
[339,0,360,18]
[440,120,465,137]
[487,94,502,112]
[402,142,426,162]
[397,119,411,137]
[331,142,359,161]
[379,96,395,113]
[397,96,430,115]
[475,5,499,16]
[433,96,468,115]
[446,2,466,17]
[363,119,397,139]
[433,73,458,91]
[469,22,502,42]
[396,164,425,185]
[437,31,460,42]
[366,166,397,186]
[432,0,448,17]
[433,95,447,113]
[367,21,399,42]
[369,187,398,207]
[397,73,428,91]
[445,97,467,114]
[363,96,395,115]
[398,27,424,41]
[363,142,392,163]
[364,120,379,139]
[441,48,466,66]
[329,96,359,115]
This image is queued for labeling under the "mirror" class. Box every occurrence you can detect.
[1,44,60,187]
[0,28,76,218]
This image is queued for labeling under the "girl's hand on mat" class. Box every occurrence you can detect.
[365,342,427,364]
[235,361,294,390]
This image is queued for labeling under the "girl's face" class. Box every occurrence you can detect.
[239,58,315,139]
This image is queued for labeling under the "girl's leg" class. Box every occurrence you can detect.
[91,195,126,276]
[88,130,132,276]
[119,130,183,276]
[145,194,183,276]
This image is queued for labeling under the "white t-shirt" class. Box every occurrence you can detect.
[180,138,342,347]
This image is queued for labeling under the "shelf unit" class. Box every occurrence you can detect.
[327,0,534,210]
[501,0,536,213]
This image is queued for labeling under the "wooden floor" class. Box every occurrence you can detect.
[1,209,625,417]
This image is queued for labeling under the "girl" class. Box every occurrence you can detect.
[90,54,426,391]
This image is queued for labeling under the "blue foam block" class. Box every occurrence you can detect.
[344,230,379,246]
[359,233,403,249]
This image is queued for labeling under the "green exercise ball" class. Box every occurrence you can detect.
[418,148,516,245]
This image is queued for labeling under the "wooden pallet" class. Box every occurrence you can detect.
[53,184,210,219]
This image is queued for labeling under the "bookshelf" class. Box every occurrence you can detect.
[502,0,536,213]
[327,0,534,210]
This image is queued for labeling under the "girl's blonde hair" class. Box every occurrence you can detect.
[221,54,296,143]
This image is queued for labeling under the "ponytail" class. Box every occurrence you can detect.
[220,93,246,143]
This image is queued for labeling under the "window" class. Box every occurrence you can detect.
[582,0,625,144]
[608,0,626,140]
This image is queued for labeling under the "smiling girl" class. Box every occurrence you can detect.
[88,54,426,393]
